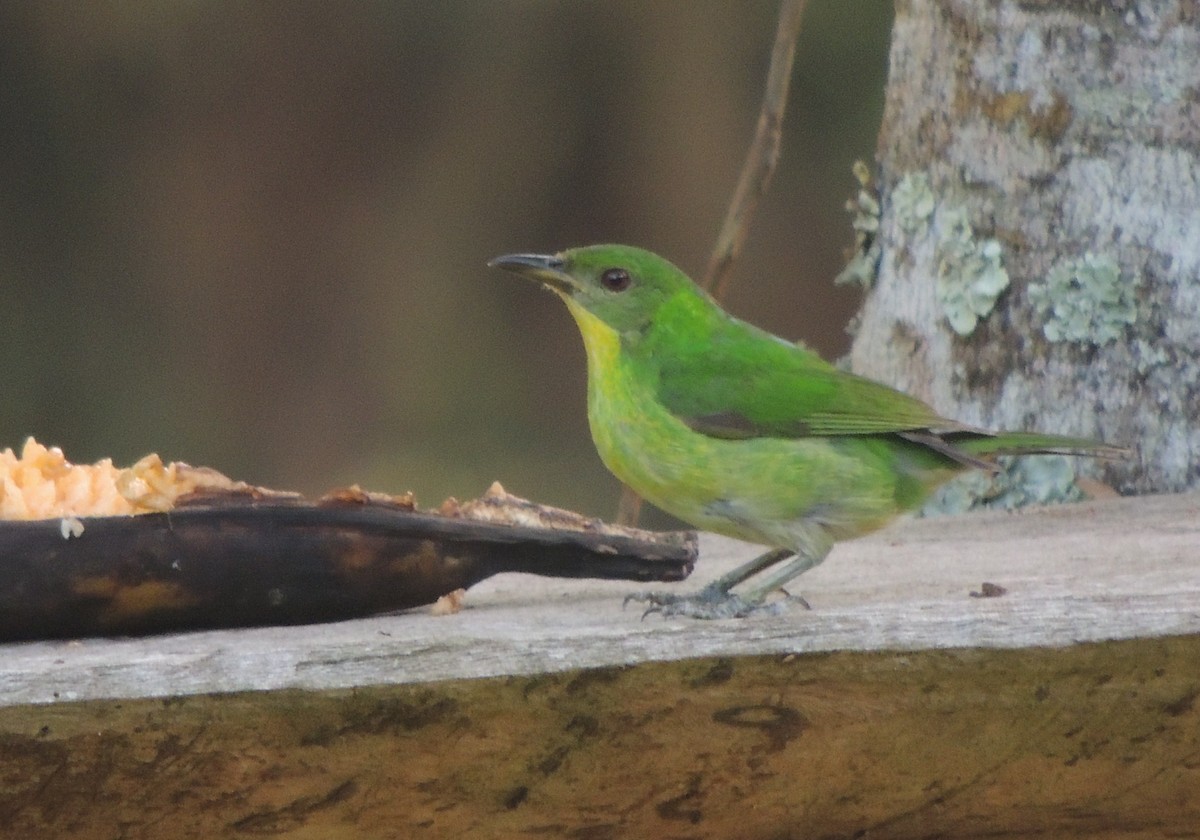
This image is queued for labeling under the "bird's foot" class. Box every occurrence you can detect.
[624,584,806,620]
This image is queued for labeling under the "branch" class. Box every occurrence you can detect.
[703,0,807,299]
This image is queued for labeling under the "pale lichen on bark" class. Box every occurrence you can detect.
[850,0,1200,493]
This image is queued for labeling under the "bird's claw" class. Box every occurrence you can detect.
[623,586,790,620]
[778,588,813,611]
[620,592,667,620]
[639,603,663,621]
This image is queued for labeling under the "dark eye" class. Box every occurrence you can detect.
[600,267,632,292]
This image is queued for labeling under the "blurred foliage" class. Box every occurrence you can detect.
[0,1,892,525]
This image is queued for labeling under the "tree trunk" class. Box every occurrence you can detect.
[850,0,1200,494]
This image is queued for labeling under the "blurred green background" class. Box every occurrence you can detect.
[0,2,892,526]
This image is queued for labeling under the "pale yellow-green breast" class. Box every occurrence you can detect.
[559,295,905,552]
[562,296,705,504]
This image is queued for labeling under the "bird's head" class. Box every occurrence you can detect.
[488,244,695,337]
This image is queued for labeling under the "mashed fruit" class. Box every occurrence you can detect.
[0,438,236,519]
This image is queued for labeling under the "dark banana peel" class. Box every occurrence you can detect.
[0,484,695,641]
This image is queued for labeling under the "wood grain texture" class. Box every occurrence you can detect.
[0,492,1196,838]
[0,640,1196,838]
[0,491,1196,707]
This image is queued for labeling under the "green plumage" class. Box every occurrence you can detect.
[490,245,1126,618]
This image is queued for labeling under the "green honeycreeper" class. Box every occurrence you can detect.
[490,245,1125,619]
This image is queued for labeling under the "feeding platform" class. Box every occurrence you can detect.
[0,491,1197,838]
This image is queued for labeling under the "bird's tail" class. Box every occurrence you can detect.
[949,431,1130,461]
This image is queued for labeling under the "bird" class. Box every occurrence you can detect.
[489,244,1126,619]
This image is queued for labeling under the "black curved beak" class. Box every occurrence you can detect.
[487,253,576,294]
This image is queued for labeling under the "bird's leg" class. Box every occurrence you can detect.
[626,529,836,619]
[625,546,797,619]
[735,550,831,606]
[694,547,795,595]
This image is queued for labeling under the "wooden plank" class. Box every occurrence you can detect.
[0,492,1196,838]
[0,638,1197,838]
[0,491,1196,706]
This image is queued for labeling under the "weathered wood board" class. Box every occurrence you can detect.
[0,492,1197,838]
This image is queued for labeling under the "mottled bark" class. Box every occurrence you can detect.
[851,0,1200,493]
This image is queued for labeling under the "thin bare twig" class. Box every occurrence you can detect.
[617,0,808,526]
[615,474,644,526]
[704,0,807,299]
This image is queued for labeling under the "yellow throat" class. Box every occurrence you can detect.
[562,295,621,373]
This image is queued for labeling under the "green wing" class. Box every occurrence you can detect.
[644,297,957,440]
[639,294,1125,465]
